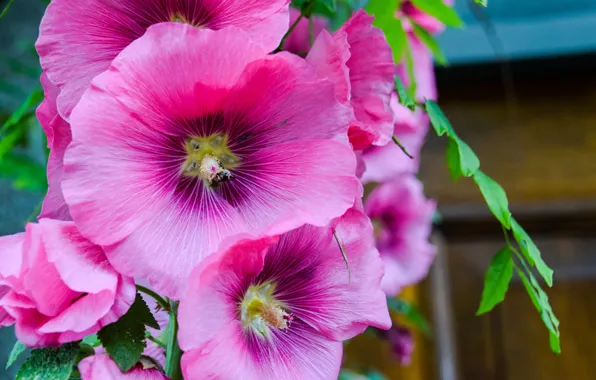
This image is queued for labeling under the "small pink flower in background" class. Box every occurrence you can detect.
[79,354,168,380]
[0,219,135,347]
[283,8,329,54]
[397,0,454,35]
[37,73,72,221]
[380,324,415,366]
[365,176,436,297]
[307,10,396,151]
[62,24,359,298]
[178,206,391,379]
[36,0,290,119]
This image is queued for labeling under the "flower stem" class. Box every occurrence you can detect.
[165,301,183,380]
[392,135,414,159]
[136,285,169,312]
[274,13,304,53]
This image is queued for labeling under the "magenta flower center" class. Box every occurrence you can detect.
[183,134,238,187]
[241,282,293,338]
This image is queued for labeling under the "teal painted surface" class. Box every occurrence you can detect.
[438,0,596,64]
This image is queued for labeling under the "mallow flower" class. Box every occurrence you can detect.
[78,354,168,380]
[0,219,135,347]
[178,205,391,379]
[283,8,328,55]
[62,24,359,298]
[364,176,436,296]
[307,10,396,151]
[36,0,290,119]
[37,73,72,221]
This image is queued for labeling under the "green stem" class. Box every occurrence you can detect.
[308,17,315,47]
[165,301,183,380]
[274,13,305,53]
[146,334,167,350]
[136,285,169,312]
[392,135,414,159]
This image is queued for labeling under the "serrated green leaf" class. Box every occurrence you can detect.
[366,0,408,62]
[16,342,79,380]
[511,219,553,287]
[477,247,513,315]
[474,171,511,228]
[446,137,480,178]
[98,293,159,372]
[395,76,416,111]
[410,0,463,27]
[386,297,431,335]
[550,332,561,354]
[6,341,27,369]
[425,100,455,137]
[516,268,541,312]
[411,23,447,65]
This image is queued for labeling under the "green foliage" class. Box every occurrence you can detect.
[511,218,553,286]
[410,0,463,27]
[424,99,559,353]
[386,297,431,335]
[366,0,408,62]
[16,342,79,380]
[0,152,47,192]
[0,89,44,135]
[474,0,488,6]
[394,77,416,111]
[6,341,27,369]
[474,171,511,228]
[477,246,514,315]
[98,293,159,372]
[81,334,101,348]
[0,0,16,19]
[411,23,447,65]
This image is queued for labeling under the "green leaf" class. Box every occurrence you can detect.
[473,171,512,228]
[395,76,416,111]
[319,0,336,11]
[550,332,561,354]
[6,341,27,369]
[474,0,488,6]
[446,137,480,178]
[511,219,553,287]
[98,293,159,372]
[16,342,79,380]
[0,152,47,193]
[386,297,431,335]
[0,0,15,19]
[81,334,101,348]
[0,89,44,135]
[411,23,447,65]
[410,0,464,27]
[425,100,455,137]
[367,0,408,62]
[477,247,514,315]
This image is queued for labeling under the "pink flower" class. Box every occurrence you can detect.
[307,10,396,151]
[178,206,391,379]
[379,324,414,366]
[283,8,329,54]
[397,0,454,35]
[364,177,436,296]
[79,354,168,380]
[37,73,72,221]
[36,0,290,120]
[62,24,359,298]
[0,219,135,347]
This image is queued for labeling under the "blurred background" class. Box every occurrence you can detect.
[1,0,595,379]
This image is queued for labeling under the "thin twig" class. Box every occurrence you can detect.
[392,135,414,159]
[273,13,305,53]
[146,334,167,350]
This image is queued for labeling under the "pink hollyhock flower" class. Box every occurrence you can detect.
[364,176,436,296]
[36,0,290,120]
[397,0,454,35]
[379,324,415,366]
[178,206,391,379]
[37,73,72,221]
[283,8,329,54]
[307,10,396,151]
[0,232,23,328]
[0,219,135,347]
[79,354,168,380]
[62,24,359,298]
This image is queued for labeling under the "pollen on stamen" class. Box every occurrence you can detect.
[259,302,292,330]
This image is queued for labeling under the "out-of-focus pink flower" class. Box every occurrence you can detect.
[283,8,329,54]
[307,10,396,151]
[37,73,72,221]
[380,324,415,366]
[36,0,290,120]
[178,206,391,379]
[365,177,436,296]
[62,24,359,298]
[79,354,168,380]
[397,0,454,35]
[0,219,135,347]
[361,93,429,183]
